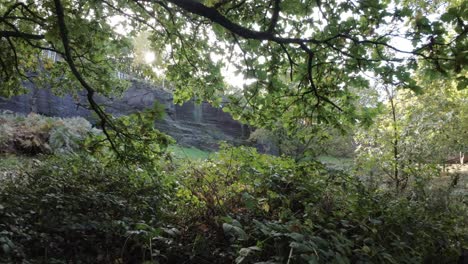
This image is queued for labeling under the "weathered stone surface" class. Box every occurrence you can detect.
[0,80,249,150]
[0,83,90,118]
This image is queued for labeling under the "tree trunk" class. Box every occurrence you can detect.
[385,86,400,191]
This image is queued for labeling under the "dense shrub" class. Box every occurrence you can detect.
[163,145,468,263]
[0,112,100,155]
[0,144,466,263]
[0,154,162,263]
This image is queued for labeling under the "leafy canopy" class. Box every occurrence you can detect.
[0,0,466,134]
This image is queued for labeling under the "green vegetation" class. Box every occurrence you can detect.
[0,111,100,155]
[168,146,211,160]
[0,154,162,263]
[316,155,354,171]
[0,154,37,182]
[355,78,468,191]
[0,154,31,169]
[1,144,466,263]
[1,0,467,263]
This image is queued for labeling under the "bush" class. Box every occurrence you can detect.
[0,143,466,263]
[49,117,101,154]
[0,112,100,155]
[164,145,468,263]
[0,154,161,263]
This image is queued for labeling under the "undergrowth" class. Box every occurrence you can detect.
[0,154,162,263]
[0,111,100,155]
[0,138,466,263]
[160,145,467,263]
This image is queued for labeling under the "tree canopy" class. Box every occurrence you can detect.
[1,0,466,133]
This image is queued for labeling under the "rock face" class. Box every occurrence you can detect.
[0,80,250,150]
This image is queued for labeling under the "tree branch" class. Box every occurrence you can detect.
[53,0,120,154]
[164,0,321,45]
[267,0,281,33]
[0,30,44,40]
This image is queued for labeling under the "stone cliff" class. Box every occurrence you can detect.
[0,80,250,150]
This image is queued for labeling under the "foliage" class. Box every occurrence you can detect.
[0,153,163,263]
[0,108,175,262]
[0,154,38,182]
[0,112,100,155]
[247,85,373,158]
[248,127,302,156]
[0,104,173,166]
[248,124,355,159]
[87,103,174,166]
[0,139,466,263]
[0,0,466,134]
[161,144,468,263]
[49,117,102,154]
[355,82,468,190]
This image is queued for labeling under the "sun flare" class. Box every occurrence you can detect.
[144,52,155,64]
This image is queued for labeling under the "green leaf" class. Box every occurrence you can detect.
[223,223,249,241]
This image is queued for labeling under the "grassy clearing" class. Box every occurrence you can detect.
[168,145,211,160]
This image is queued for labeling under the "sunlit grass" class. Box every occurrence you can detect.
[168,146,211,160]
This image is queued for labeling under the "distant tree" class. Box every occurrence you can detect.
[355,78,468,191]
[248,126,305,157]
